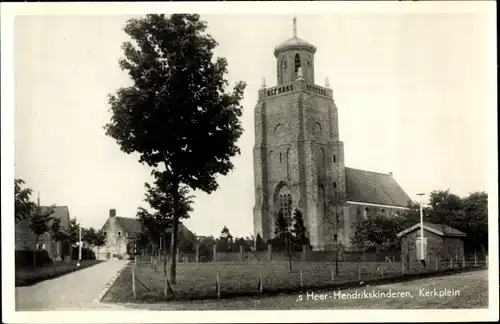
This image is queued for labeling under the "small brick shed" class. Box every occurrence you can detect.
[397,222,466,263]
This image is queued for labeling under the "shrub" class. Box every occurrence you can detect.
[71,246,96,260]
[15,250,52,269]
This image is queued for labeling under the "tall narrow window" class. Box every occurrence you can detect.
[294,53,301,73]
[333,182,337,189]
[333,154,336,163]
[279,152,282,163]
[278,186,293,222]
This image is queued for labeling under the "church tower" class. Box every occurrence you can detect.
[253,18,347,250]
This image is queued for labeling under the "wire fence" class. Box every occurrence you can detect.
[126,252,488,302]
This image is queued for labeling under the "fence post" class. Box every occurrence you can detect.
[212,244,217,263]
[358,265,361,281]
[300,269,303,290]
[380,266,384,278]
[449,259,452,268]
[132,262,136,299]
[134,256,137,266]
[267,244,272,262]
[331,267,335,284]
[164,269,168,298]
[435,256,438,272]
[196,245,200,264]
[216,271,220,299]
[258,267,263,293]
[401,258,405,276]
[240,245,244,262]
[462,254,465,268]
[474,251,478,267]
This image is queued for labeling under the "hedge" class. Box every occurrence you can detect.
[15,250,52,269]
[71,246,96,260]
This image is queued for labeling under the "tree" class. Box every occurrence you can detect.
[291,209,309,247]
[15,179,36,225]
[350,212,404,249]
[255,234,267,251]
[50,218,68,266]
[461,191,488,253]
[274,209,289,240]
[217,226,234,252]
[94,229,107,258]
[104,14,246,283]
[67,218,80,246]
[426,190,464,226]
[82,227,97,248]
[137,170,194,273]
[28,205,55,271]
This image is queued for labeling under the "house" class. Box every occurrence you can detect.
[97,209,197,260]
[397,222,466,264]
[15,205,72,260]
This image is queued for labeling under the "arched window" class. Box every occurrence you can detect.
[307,55,312,67]
[281,56,288,82]
[294,53,301,73]
[278,186,292,221]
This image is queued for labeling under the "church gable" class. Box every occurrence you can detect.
[344,167,411,207]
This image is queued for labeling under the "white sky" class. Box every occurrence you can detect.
[11,8,496,239]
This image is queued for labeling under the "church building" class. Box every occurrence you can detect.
[253,18,412,250]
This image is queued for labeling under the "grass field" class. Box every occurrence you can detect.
[117,269,488,310]
[15,260,103,287]
[101,258,486,303]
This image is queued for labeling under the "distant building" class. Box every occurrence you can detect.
[15,205,72,260]
[252,18,411,250]
[397,222,466,263]
[98,209,197,259]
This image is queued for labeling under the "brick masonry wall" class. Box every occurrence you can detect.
[400,228,465,262]
[253,79,349,251]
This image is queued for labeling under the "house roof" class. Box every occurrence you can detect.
[396,222,467,238]
[15,205,71,242]
[344,167,411,208]
[109,216,196,242]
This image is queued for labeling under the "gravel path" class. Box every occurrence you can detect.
[15,259,134,311]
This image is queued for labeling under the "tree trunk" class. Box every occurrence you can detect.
[169,215,179,284]
[33,236,38,272]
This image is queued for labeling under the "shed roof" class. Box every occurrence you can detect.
[345,167,411,208]
[396,222,466,238]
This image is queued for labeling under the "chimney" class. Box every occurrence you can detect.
[388,172,393,177]
[109,209,116,217]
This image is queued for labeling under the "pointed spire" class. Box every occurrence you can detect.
[37,190,40,207]
[293,16,297,37]
[261,77,266,89]
[325,77,330,88]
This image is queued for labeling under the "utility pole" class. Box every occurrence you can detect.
[77,220,82,267]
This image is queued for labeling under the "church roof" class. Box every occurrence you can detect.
[344,167,411,208]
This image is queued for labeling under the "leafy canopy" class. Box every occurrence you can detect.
[15,179,36,224]
[104,14,246,194]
